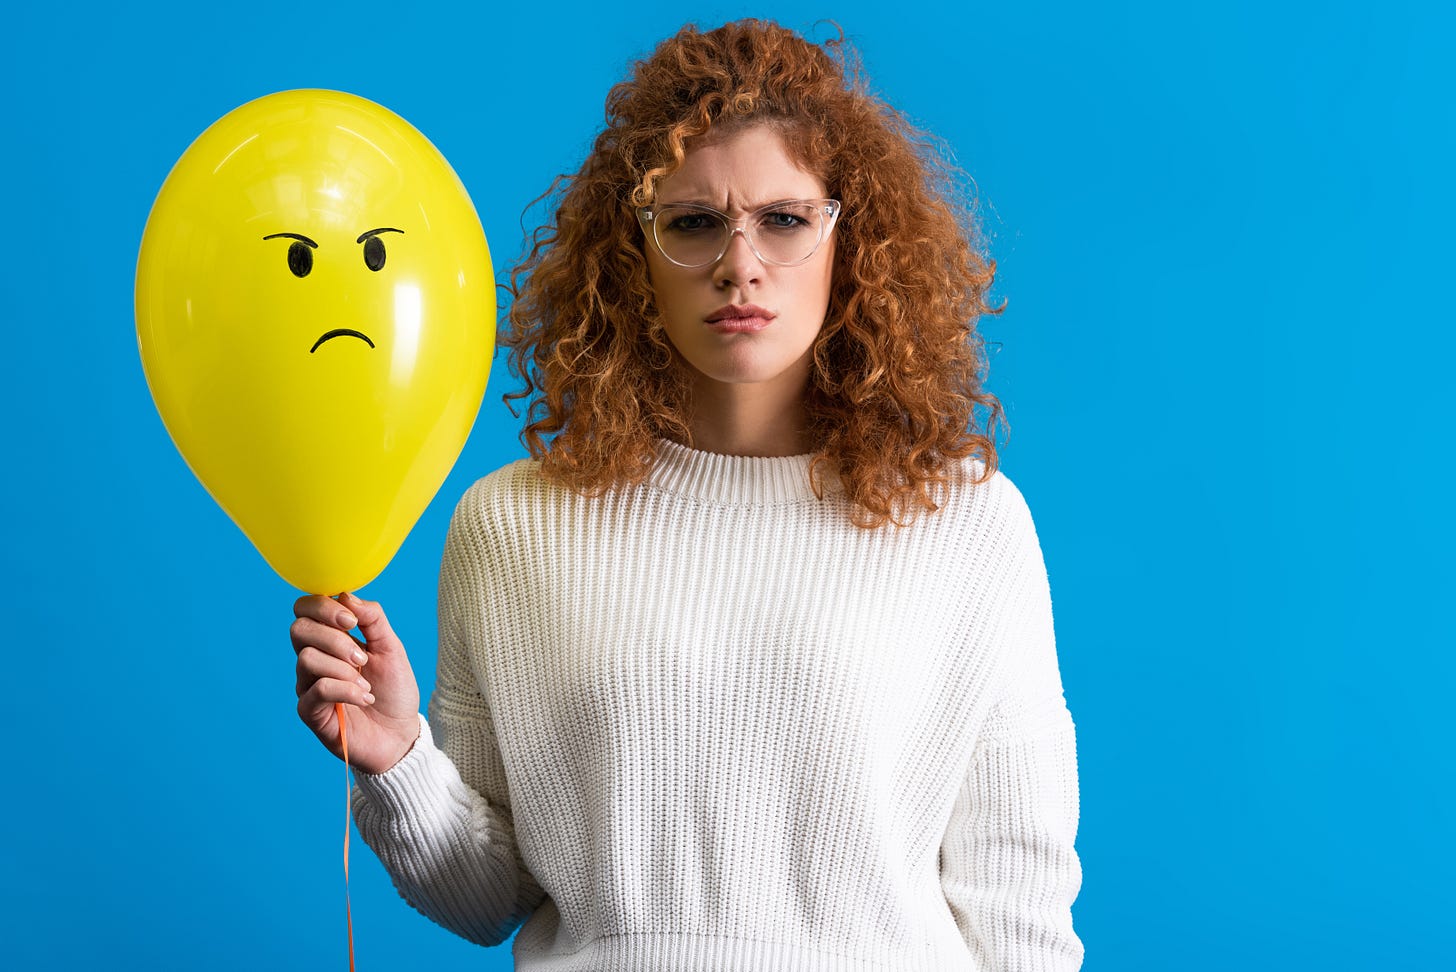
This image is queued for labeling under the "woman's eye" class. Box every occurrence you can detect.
[287,240,313,277]
[666,213,715,233]
[762,211,808,230]
[363,235,387,271]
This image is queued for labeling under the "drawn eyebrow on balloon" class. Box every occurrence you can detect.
[262,232,318,247]
[356,227,404,243]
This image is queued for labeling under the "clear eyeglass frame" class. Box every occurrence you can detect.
[636,198,842,268]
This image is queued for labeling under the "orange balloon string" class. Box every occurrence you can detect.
[337,701,356,972]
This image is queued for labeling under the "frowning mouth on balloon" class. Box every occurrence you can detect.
[310,329,376,353]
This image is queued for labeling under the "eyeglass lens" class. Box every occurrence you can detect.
[653,202,829,266]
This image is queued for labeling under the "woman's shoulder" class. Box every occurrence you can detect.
[944,454,1032,511]
[446,455,555,531]
[466,454,546,496]
[935,455,1042,546]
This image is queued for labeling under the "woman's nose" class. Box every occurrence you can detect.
[713,228,764,289]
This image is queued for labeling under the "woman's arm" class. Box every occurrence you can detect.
[348,500,547,947]
[940,697,1083,970]
[939,484,1085,971]
[349,710,546,947]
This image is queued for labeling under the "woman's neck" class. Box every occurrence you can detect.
[681,374,812,458]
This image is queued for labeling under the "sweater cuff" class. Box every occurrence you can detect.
[350,712,452,818]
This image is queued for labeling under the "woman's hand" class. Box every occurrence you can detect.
[292,591,422,775]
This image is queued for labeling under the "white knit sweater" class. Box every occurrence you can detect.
[352,439,1083,971]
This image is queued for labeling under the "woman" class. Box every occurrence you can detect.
[292,19,1084,971]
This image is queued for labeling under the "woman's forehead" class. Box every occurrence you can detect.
[653,124,827,208]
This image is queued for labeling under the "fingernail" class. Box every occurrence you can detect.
[340,613,358,629]
[362,692,376,705]
[352,650,368,667]
[356,677,371,691]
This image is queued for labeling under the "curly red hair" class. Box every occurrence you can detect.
[502,18,1007,527]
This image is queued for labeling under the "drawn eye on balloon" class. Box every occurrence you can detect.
[357,227,399,271]
[263,231,318,277]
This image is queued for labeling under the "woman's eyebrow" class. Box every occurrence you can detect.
[654,197,717,207]
[657,197,804,211]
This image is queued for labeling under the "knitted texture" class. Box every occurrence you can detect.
[352,439,1083,971]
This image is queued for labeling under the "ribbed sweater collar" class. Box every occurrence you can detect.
[646,437,833,506]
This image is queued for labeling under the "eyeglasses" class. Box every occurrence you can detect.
[636,198,841,268]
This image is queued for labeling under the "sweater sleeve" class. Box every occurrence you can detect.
[939,482,1084,971]
[349,493,546,947]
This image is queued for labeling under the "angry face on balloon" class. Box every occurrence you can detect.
[261,226,398,354]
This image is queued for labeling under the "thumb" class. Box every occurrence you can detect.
[341,591,404,657]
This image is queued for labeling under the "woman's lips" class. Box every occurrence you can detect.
[705,304,775,333]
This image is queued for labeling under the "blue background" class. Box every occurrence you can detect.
[3,1,1450,968]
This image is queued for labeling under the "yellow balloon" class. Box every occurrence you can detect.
[136,90,493,594]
